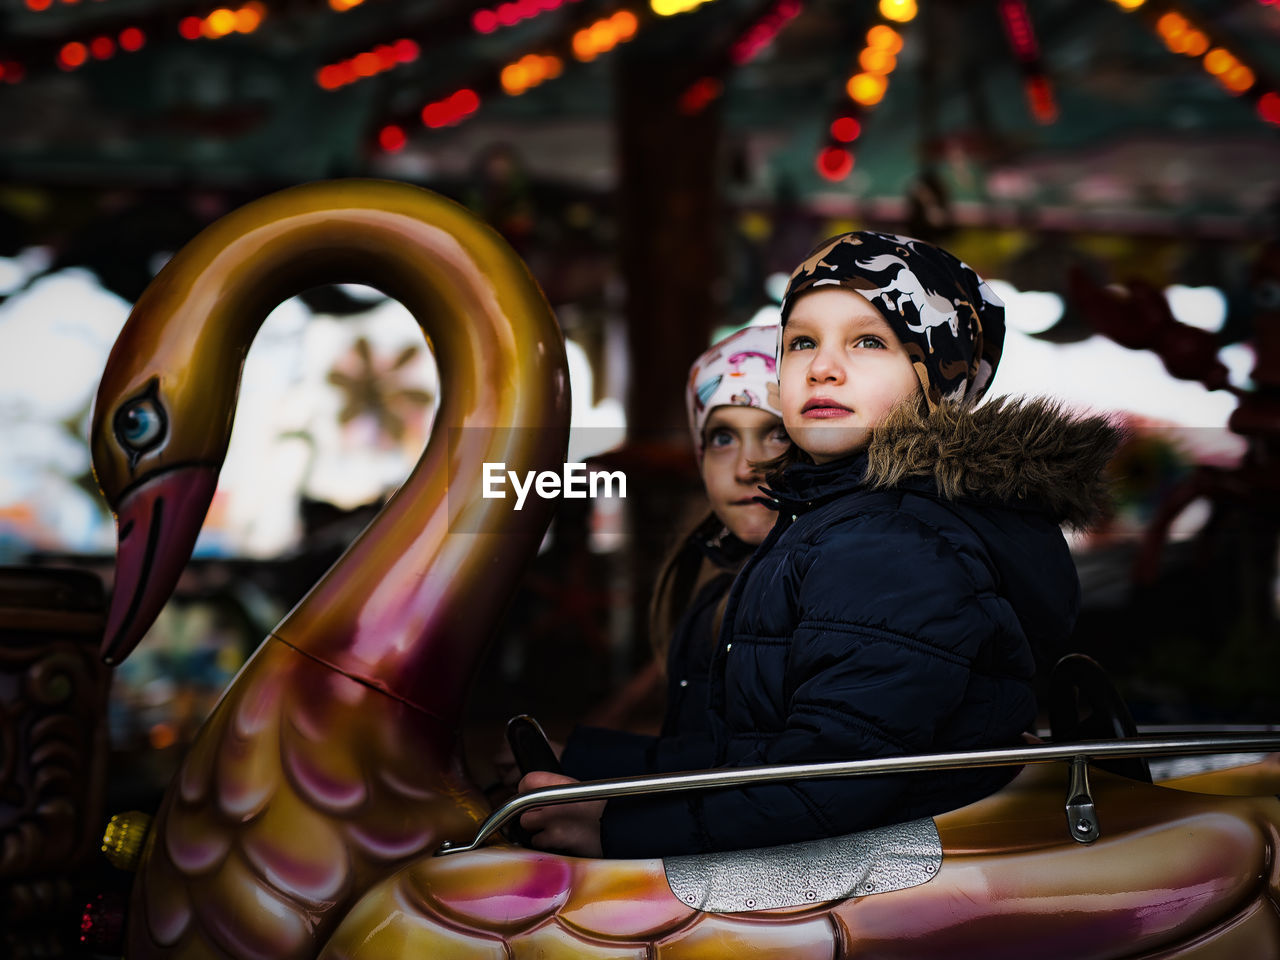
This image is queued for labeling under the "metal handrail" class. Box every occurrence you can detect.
[438,733,1280,856]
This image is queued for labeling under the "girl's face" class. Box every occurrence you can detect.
[779,287,921,463]
[700,405,789,545]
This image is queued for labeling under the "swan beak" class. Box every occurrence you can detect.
[102,466,219,666]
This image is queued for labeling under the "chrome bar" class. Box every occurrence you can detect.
[438,734,1280,856]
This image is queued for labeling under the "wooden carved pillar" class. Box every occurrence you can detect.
[0,567,111,958]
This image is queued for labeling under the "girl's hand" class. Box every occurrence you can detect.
[494,735,564,788]
[517,771,604,857]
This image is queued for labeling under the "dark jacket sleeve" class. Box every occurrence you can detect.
[561,724,719,781]
[596,509,1031,858]
[561,572,732,779]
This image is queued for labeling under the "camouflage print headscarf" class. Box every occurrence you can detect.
[779,231,1005,407]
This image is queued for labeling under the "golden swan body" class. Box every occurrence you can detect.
[92,180,1280,960]
[91,179,569,958]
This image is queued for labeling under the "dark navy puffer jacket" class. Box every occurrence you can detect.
[562,398,1118,858]
[661,530,750,738]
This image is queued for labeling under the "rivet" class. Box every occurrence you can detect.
[745,898,757,908]
[804,890,816,901]
[685,894,696,904]
[863,881,874,891]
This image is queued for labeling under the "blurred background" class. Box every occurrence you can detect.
[1,0,1280,951]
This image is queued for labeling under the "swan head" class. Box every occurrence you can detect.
[91,296,239,665]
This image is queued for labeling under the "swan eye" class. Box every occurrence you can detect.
[115,396,166,454]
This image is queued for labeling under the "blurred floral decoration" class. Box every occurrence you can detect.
[327,336,435,448]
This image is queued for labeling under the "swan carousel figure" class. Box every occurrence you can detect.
[91,180,1280,960]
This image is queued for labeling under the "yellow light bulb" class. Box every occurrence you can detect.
[1203,48,1235,75]
[1222,64,1255,93]
[878,0,917,24]
[572,30,596,60]
[846,71,888,106]
[1182,30,1208,57]
[501,63,528,95]
[859,47,896,75]
[866,24,903,53]
[1155,12,1185,37]
[613,9,638,38]
[206,7,237,36]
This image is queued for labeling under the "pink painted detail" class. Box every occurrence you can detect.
[177,725,218,804]
[285,690,330,744]
[232,664,284,739]
[421,849,572,934]
[377,762,442,802]
[198,851,313,960]
[240,803,352,904]
[343,820,434,861]
[559,859,695,941]
[215,726,278,821]
[281,724,369,813]
[509,919,649,958]
[142,850,193,947]
[163,803,231,874]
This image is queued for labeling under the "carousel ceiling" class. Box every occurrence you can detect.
[0,0,1277,230]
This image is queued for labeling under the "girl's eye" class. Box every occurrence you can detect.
[787,335,815,352]
[706,429,735,449]
[855,336,885,349]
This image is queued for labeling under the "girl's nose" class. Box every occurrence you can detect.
[807,345,843,382]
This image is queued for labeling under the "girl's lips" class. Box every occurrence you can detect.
[801,399,853,419]
[802,397,852,416]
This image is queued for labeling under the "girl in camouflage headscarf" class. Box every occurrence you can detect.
[517,234,1118,861]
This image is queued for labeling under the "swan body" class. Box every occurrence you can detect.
[316,763,1280,960]
[90,180,569,958]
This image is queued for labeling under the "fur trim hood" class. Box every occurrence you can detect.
[863,397,1121,529]
[768,397,1122,530]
